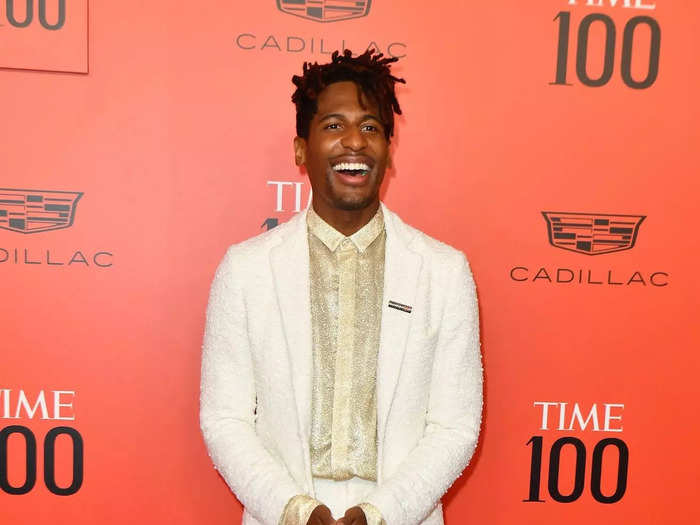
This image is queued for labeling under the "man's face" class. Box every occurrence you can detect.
[294,81,390,213]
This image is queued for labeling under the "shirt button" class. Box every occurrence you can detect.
[341,239,352,249]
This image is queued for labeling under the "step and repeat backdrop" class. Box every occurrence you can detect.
[1,1,698,523]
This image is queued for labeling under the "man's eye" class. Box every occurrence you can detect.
[325,123,341,130]
[362,124,379,132]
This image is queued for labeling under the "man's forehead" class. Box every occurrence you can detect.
[316,81,378,114]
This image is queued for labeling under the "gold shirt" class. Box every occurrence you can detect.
[279,207,386,525]
[307,206,385,482]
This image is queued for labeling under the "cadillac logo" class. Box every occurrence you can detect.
[0,188,83,234]
[277,0,372,22]
[542,211,646,255]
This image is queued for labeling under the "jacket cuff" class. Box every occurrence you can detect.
[358,502,386,525]
[279,494,323,525]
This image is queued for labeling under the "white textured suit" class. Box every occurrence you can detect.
[200,203,483,525]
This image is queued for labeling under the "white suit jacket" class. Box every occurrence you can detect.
[200,203,483,525]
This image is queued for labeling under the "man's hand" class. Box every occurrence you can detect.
[336,506,367,525]
[307,504,336,525]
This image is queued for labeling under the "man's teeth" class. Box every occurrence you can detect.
[333,162,370,174]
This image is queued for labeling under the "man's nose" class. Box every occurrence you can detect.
[340,126,367,151]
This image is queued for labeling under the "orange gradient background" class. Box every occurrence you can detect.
[1,1,698,524]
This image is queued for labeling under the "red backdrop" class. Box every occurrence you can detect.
[2,0,699,523]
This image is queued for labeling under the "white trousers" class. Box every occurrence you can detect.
[312,476,377,521]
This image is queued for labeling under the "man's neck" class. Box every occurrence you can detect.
[311,200,380,237]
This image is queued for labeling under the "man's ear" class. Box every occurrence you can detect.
[293,136,307,167]
[387,145,393,170]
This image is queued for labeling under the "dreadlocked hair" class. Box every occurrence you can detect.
[291,48,406,140]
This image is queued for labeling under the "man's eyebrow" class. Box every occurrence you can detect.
[318,113,345,122]
[318,113,383,123]
[361,114,383,124]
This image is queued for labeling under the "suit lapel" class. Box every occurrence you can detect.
[376,206,422,461]
[270,212,313,473]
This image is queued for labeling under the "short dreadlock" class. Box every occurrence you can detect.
[291,49,405,141]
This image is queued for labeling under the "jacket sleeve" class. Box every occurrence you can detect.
[199,247,306,525]
[364,253,483,525]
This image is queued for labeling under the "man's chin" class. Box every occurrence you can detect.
[330,194,377,211]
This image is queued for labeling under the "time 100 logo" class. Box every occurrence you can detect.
[552,11,661,89]
[524,436,628,504]
[3,0,66,30]
[0,426,83,496]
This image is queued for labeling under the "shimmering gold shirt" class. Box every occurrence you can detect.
[279,207,386,525]
[307,206,385,482]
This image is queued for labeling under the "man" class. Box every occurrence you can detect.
[200,49,482,525]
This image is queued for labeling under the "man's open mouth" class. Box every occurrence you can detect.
[332,161,371,177]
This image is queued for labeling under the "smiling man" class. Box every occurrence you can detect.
[200,50,483,525]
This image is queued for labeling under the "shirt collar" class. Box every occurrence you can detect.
[307,206,384,254]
